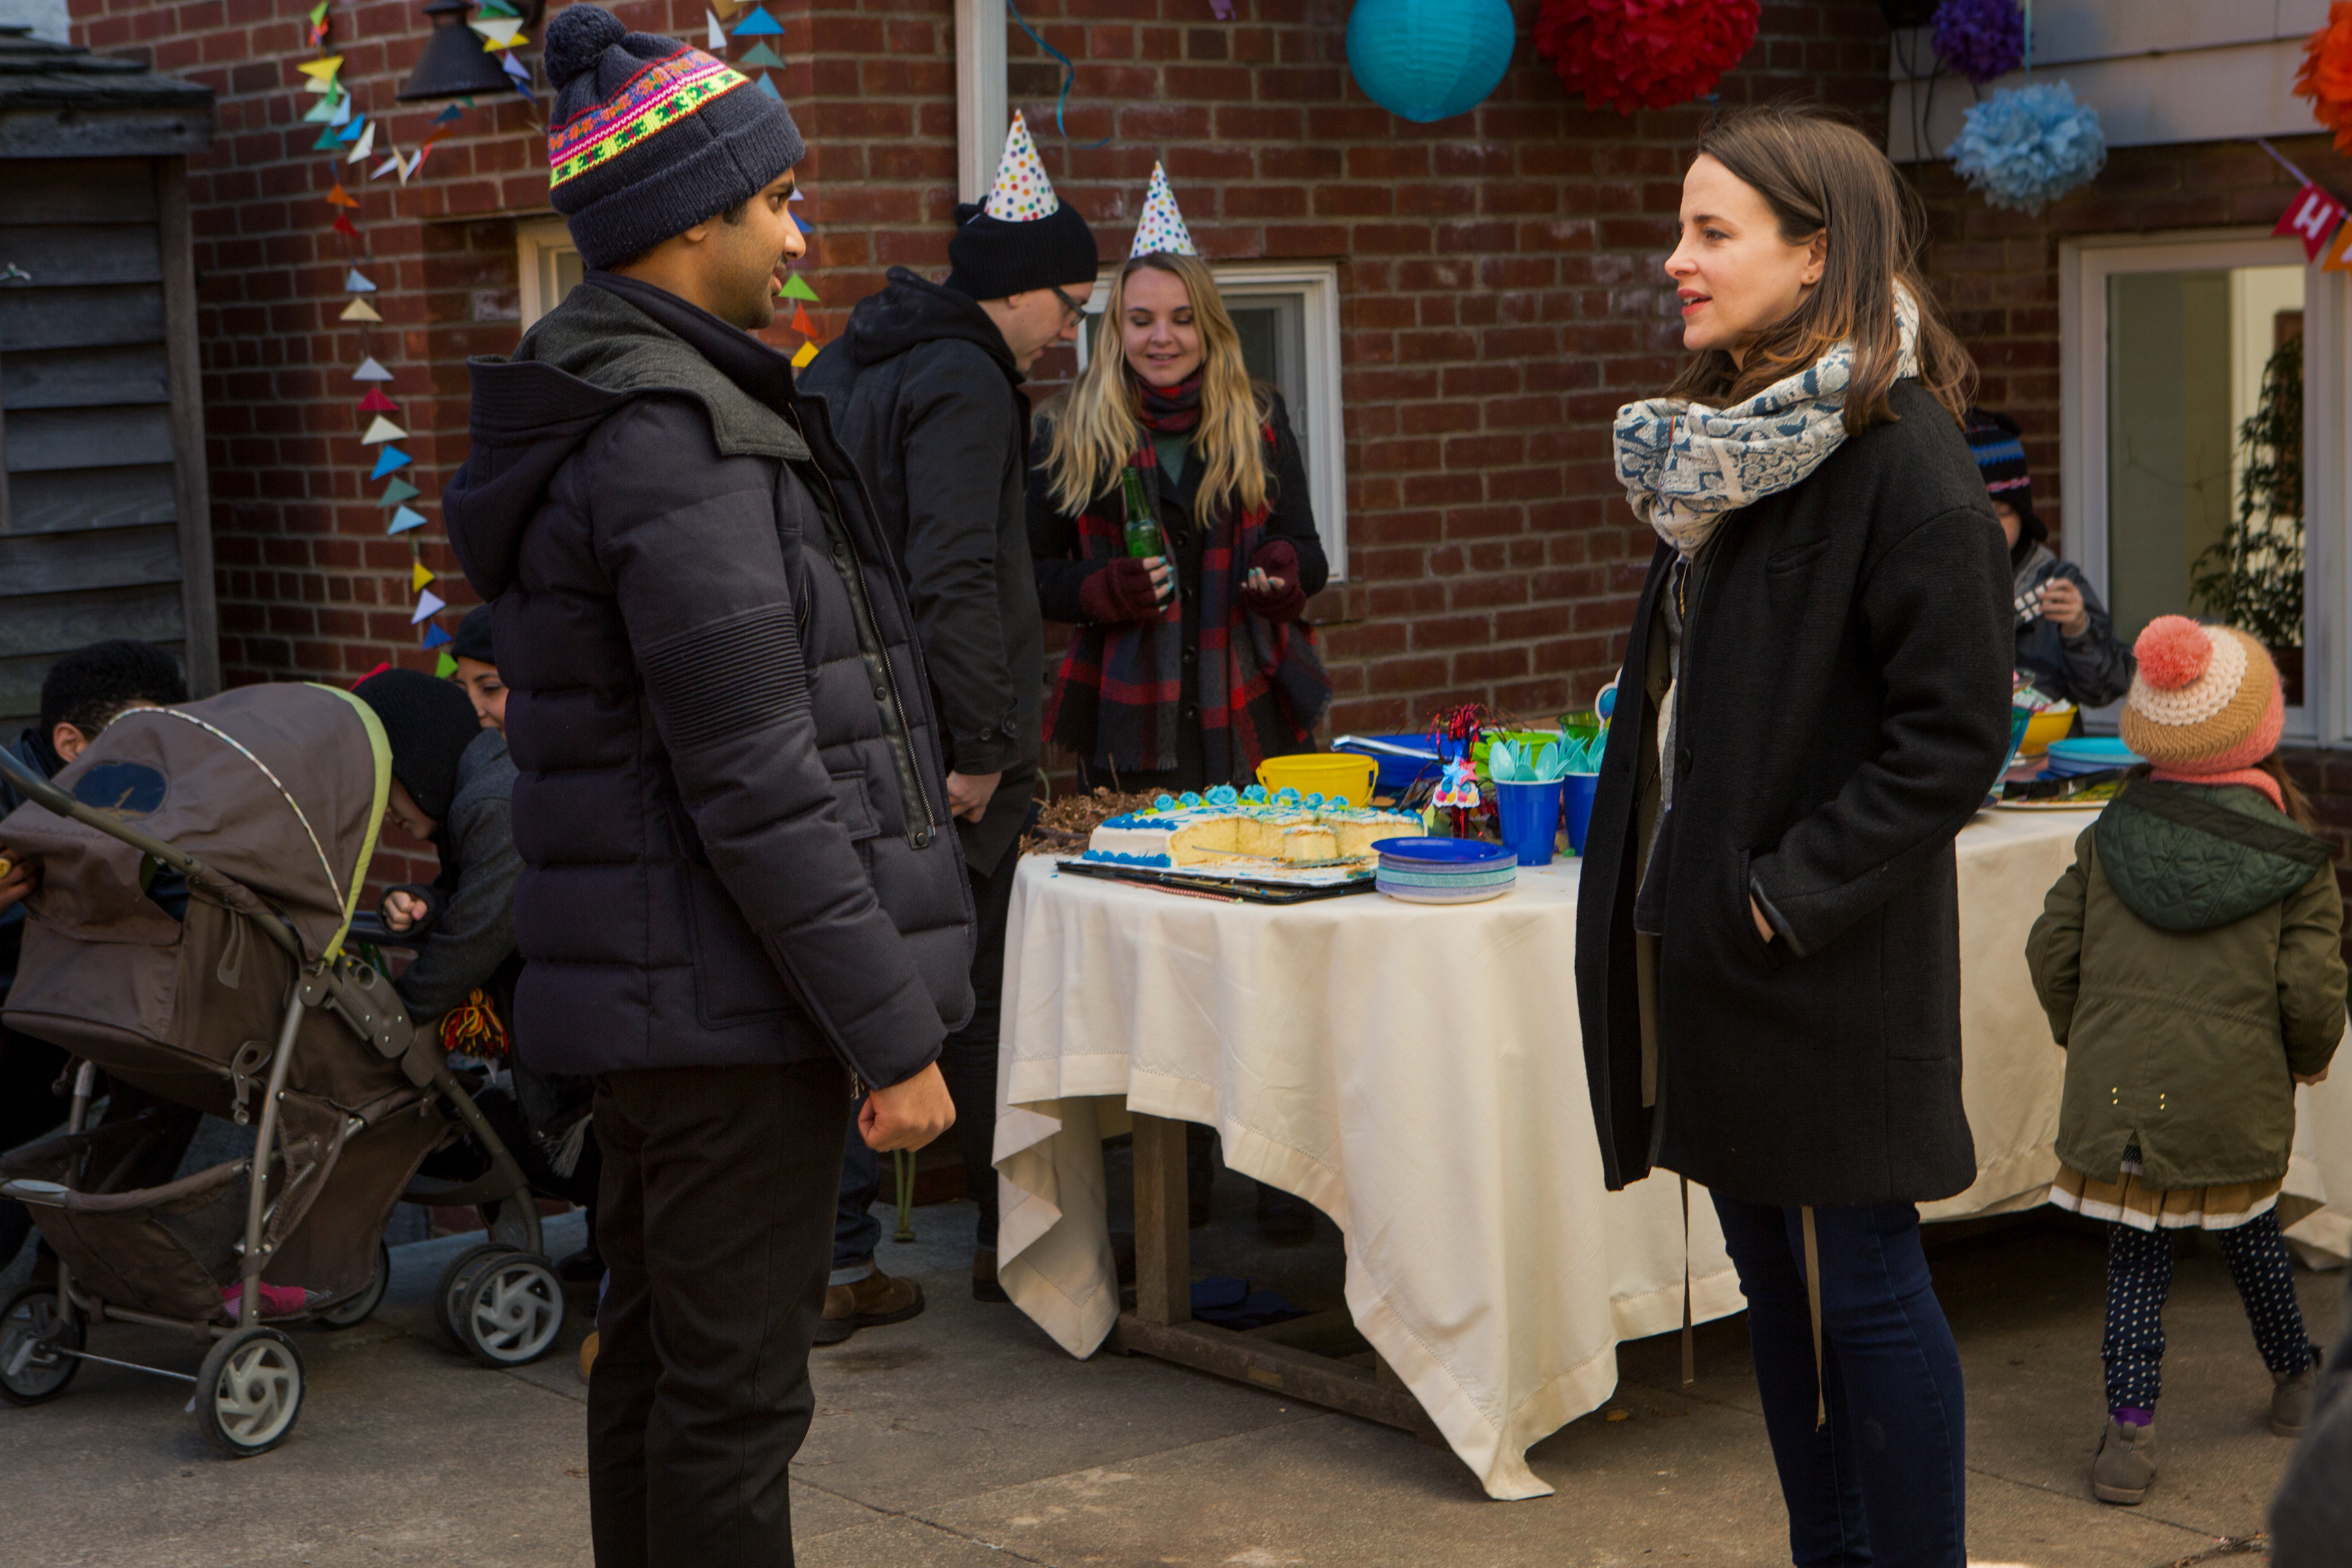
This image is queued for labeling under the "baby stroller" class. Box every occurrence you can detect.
[0,683,565,1456]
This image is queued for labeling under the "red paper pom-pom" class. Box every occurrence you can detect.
[1535,0,1762,116]
[2133,615,2213,691]
[2295,1,2352,154]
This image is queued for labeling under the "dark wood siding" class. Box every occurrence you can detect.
[0,155,214,739]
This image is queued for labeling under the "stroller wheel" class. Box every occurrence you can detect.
[452,1251,566,1367]
[318,1241,391,1330]
[434,1241,517,1346]
[193,1326,304,1457]
[0,1284,82,1406]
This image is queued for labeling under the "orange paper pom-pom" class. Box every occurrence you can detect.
[2296,1,2352,153]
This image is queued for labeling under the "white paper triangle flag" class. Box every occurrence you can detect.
[340,296,382,322]
[706,8,726,48]
[1130,162,1198,258]
[982,110,1059,223]
[401,149,425,181]
[470,16,524,48]
[410,587,448,625]
[370,150,401,181]
[345,121,376,165]
[352,356,395,382]
[329,93,351,127]
[360,416,408,444]
[345,268,377,293]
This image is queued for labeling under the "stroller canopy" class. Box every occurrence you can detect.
[1,683,391,962]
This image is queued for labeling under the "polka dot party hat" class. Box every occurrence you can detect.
[1130,162,1198,258]
[983,110,1061,222]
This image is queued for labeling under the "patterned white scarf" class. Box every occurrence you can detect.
[1614,284,1923,557]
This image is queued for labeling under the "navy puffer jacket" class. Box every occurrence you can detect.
[444,274,974,1087]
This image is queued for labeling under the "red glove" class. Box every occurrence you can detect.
[1239,538,1307,623]
[1079,557,1167,623]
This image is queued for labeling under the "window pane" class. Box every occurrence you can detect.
[552,246,585,309]
[2105,265,2304,659]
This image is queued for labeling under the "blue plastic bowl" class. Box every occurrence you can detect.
[1334,735,1443,794]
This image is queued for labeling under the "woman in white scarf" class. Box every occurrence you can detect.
[1574,106,2012,1568]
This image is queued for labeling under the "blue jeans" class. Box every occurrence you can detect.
[1713,1194,1967,1568]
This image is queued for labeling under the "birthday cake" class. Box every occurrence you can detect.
[1079,785,1418,870]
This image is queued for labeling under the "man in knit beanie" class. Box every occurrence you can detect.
[444,8,972,1561]
[798,110,1096,1331]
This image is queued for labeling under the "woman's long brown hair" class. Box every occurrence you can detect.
[1664,103,1976,429]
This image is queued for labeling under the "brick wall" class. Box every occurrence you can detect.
[802,0,1894,736]
[69,0,1890,743]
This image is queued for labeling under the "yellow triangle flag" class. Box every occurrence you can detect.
[791,340,818,369]
[412,560,436,593]
[297,56,344,80]
[340,297,382,322]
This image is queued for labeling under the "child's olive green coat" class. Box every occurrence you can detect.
[2027,780,2346,1190]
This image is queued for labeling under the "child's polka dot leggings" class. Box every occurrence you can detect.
[2103,1209,2316,1412]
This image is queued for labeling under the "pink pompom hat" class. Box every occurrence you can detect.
[2118,616,2282,774]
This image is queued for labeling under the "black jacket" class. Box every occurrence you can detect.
[1575,381,2014,1209]
[444,273,975,1088]
[799,269,1040,875]
[0,726,62,997]
[2012,542,2132,709]
[387,729,523,1027]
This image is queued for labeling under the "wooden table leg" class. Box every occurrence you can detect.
[1131,1112,1190,1326]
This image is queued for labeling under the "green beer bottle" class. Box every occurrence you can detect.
[1120,465,1162,559]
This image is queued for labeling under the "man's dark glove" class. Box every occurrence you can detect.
[1078,557,1168,623]
[1240,538,1307,623]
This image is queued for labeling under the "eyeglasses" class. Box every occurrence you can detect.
[1050,284,1087,324]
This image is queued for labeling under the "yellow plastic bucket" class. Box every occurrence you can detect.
[1255,753,1379,804]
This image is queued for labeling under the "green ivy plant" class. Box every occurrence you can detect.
[2191,331,2304,649]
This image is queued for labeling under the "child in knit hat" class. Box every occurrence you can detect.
[2027,615,2345,1507]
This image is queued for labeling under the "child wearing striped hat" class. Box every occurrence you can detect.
[2027,614,2345,1507]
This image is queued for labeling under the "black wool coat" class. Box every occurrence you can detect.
[444,274,975,1089]
[800,269,1042,876]
[1573,380,2014,1209]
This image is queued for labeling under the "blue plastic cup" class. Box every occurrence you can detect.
[1561,772,1601,855]
[1494,779,1565,867]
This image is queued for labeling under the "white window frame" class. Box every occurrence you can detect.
[1076,260,1348,580]
[2059,228,2341,743]
[517,218,579,329]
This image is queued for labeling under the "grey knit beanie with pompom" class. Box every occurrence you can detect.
[541,3,804,270]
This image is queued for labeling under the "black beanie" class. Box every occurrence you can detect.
[542,4,806,271]
[944,200,1100,301]
[452,605,497,668]
[356,668,483,826]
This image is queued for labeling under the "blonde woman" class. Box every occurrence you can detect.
[1030,252,1331,795]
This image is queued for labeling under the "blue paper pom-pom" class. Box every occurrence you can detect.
[1944,81,2104,214]
[1931,0,2025,86]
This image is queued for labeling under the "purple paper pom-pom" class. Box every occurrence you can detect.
[1931,0,2027,85]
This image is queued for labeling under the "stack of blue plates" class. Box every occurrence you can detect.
[1370,837,1516,904]
[2043,736,2140,778]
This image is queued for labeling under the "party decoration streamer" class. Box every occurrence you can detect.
[1944,78,2104,212]
[1534,0,1759,114]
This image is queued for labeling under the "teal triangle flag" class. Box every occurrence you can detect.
[755,72,781,99]
[731,6,783,35]
[433,105,464,124]
[474,0,519,12]
[370,446,413,480]
[379,476,422,507]
[421,621,453,649]
[736,41,785,67]
[313,125,341,150]
[387,506,429,534]
[302,92,342,123]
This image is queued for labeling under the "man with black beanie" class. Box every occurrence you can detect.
[442,8,969,1565]
[799,110,1096,1326]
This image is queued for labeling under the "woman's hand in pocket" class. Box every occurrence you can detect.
[1750,896,1775,944]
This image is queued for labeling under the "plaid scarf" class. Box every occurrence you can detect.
[1046,381,1329,781]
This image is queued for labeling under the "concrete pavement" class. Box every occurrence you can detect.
[2,1158,2336,1567]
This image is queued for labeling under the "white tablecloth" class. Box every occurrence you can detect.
[993,808,2352,1499]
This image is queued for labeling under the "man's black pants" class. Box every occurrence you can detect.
[589,1058,849,1568]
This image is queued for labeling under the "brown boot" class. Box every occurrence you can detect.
[816,1267,924,1347]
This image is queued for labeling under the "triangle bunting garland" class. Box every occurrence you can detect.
[339,297,381,322]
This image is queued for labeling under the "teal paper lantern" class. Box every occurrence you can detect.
[1345,0,1516,123]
